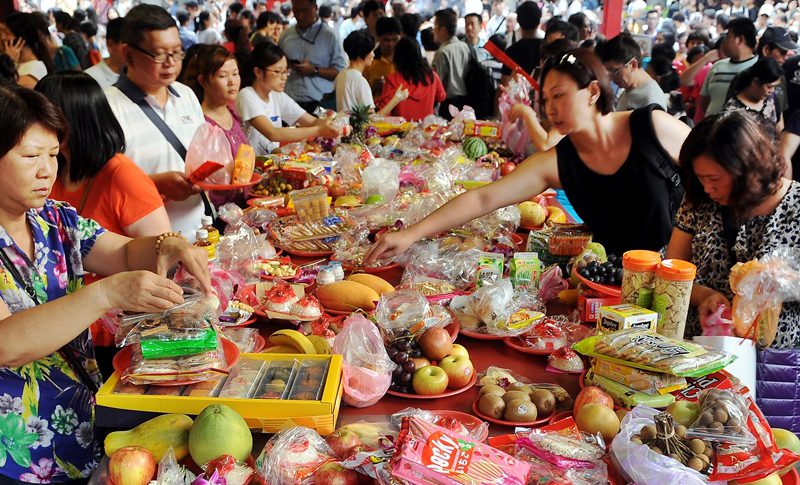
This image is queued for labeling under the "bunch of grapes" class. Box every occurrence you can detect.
[387,330,423,394]
[579,254,624,286]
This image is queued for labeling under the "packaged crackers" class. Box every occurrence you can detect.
[592,358,687,395]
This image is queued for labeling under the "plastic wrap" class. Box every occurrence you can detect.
[122,337,227,385]
[325,420,396,460]
[255,427,336,485]
[333,223,393,268]
[701,305,734,337]
[202,455,253,485]
[610,406,726,485]
[361,157,401,203]
[156,448,195,485]
[185,123,234,184]
[332,314,395,407]
[729,248,800,348]
[686,387,756,446]
[115,290,212,348]
[538,265,570,302]
[218,202,245,225]
[476,366,574,409]
[391,407,489,443]
[449,279,543,336]
[174,265,244,315]
[374,290,437,340]
[499,77,533,157]
[515,431,605,469]
[216,222,262,279]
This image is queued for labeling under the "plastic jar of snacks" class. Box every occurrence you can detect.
[653,259,697,338]
[621,250,662,309]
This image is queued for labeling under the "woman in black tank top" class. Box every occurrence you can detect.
[364,49,691,265]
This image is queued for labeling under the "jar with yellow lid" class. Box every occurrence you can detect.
[621,250,662,310]
[653,259,697,338]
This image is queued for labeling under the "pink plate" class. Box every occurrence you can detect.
[459,328,506,340]
[433,410,489,442]
[386,373,476,399]
[471,399,554,427]
[504,336,563,355]
[112,339,239,387]
[196,173,261,191]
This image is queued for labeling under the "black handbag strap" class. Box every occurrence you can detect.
[114,75,217,219]
[0,248,99,393]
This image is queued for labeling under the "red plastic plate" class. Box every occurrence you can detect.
[433,410,489,442]
[338,261,401,274]
[783,469,799,485]
[252,334,266,353]
[572,267,621,298]
[471,399,554,427]
[196,173,261,191]
[459,328,506,340]
[112,339,240,386]
[503,336,563,355]
[386,373,477,399]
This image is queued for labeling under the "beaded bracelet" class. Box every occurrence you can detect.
[155,232,186,255]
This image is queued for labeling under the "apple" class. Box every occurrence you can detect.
[409,356,431,372]
[325,429,363,459]
[450,344,469,359]
[107,447,156,485]
[315,462,361,485]
[772,428,800,476]
[574,386,614,412]
[438,355,474,389]
[666,400,701,428]
[518,201,548,228]
[500,161,517,176]
[417,328,453,361]
[412,366,449,395]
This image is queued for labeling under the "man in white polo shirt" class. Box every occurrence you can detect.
[105,4,206,236]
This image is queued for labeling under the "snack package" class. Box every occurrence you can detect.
[232,144,256,184]
[115,291,213,348]
[584,368,676,409]
[592,358,688,395]
[509,252,542,290]
[572,328,737,377]
[548,224,592,257]
[476,251,504,288]
[686,387,756,446]
[139,327,218,360]
[332,314,396,408]
[202,455,253,485]
[122,339,227,385]
[256,427,337,485]
[729,248,800,348]
[449,279,542,336]
[185,123,234,185]
[391,408,489,444]
[390,416,531,484]
[610,406,726,485]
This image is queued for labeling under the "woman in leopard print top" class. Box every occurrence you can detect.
[666,110,800,348]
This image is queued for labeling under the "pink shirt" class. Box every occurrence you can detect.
[205,105,249,158]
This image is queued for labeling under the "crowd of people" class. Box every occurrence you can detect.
[0,0,798,482]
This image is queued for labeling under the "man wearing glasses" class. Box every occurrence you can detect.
[599,33,668,111]
[105,4,206,236]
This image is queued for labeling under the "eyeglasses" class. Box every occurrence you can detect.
[266,69,290,77]
[607,58,634,77]
[130,44,185,64]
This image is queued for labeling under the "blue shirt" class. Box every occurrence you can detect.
[279,19,348,103]
[0,200,105,483]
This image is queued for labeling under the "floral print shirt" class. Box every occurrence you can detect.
[0,200,105,483]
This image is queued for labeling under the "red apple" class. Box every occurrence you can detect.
[315,462,361,485]
[500,161,517,176]
[417,328,453,361]
[450,344,469,359]
[325,429,363,459]
[574,386,614,412]
[412,365,449,395]
[409,356,431,372]
[438,355,474,389]
[107,447,156,485]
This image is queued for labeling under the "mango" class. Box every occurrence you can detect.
[346,273,395,296]
[104,413,193,461]
[317,280,380,311]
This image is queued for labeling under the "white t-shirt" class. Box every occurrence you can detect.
[334,68,374,113]
[85,61,119,89]
[104,81,206,235]
[17,60,47,81]
[236,86,307,156]
[197,28,222,44]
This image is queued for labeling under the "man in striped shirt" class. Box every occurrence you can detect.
[700,17,758,117]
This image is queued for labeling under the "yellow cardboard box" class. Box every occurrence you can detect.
[597,304,658,334]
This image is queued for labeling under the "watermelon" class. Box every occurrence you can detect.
[463,137,488,160]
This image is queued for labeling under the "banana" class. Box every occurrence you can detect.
[307,335,331,354]
[263,345,297,353]
[268,329,316,354]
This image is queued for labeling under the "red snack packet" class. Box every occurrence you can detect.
[390,416,530,484]
[188,161,225,184]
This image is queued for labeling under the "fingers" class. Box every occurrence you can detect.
[180,248,214,294]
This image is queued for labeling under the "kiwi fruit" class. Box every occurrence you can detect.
[529,389,556,416]
[504,399,538,422]
[479,384,506,398]
[478,394,505,419]
[502,390,531,404]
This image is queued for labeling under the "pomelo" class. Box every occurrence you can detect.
[188,404,252,465]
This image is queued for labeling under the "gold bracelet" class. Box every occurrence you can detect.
[155,232,186,255]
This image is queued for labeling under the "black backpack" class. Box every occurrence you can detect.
[463,47,496,119]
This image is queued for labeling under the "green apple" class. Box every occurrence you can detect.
[773,428,800,476]
[450,344,469,359]
[411,365,449,395]
[365,194,385,205]
[666,400,701,428]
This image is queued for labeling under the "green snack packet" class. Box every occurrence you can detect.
[140,328,219,359]
[476,251,504,288]
[509,252,542,290]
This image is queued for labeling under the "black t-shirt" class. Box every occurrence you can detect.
[556,107,678,255]
[785,110,800,181]
[783,55,800,118]
[500,38,543,77]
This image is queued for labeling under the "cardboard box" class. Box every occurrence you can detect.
[578,293,621,323]
[96,353,343,435]
[597,304,658,334]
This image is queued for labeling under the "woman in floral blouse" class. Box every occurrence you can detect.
[0,86,212,484]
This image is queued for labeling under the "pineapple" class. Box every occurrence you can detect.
[346,104,371,144]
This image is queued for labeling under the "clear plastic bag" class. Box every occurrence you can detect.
[391,407,489,443]
[332,314,395,407]
[185,123,234,185]
[156,448,195,485]
[115,290,212,347]
[539,265,570,303]
[122,338,227,385]
[360,157,400,203]
[218,203,245,225]
[374,290,436,340]
[325,419,397,460]
[216,222,262,279]
[686,387,756,446]
[449,279,542,336]
[701,304,734,337]
[729,248,800,348]
[499,77,533,157]
[255,427,336,485]
[610,406,726,485]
